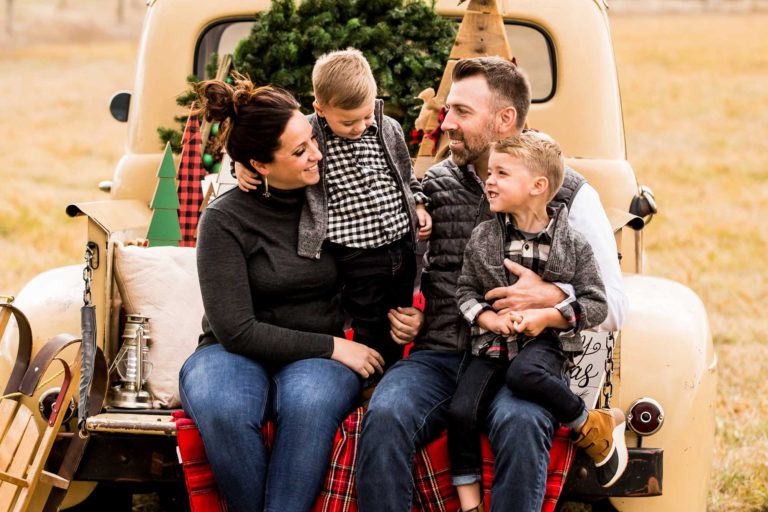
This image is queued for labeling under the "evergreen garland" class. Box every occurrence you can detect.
[159,0,455,154]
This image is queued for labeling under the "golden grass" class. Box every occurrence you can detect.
[0,5,766,511]
[610,12,768,511]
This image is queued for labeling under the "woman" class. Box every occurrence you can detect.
[179,77,385,512]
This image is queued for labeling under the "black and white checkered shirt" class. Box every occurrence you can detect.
[324,121,410,249]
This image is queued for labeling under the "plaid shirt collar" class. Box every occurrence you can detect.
[503,205,558,243]
[320,116,379,139]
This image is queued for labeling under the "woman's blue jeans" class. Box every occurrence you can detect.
[179,344,361,512]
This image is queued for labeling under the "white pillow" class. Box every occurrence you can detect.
[113,242,203,408]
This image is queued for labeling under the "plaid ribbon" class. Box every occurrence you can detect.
[176,407,573,512]
[177,112,207,247]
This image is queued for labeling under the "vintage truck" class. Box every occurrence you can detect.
[0,0,716,510]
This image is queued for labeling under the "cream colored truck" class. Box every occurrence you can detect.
[0,0,715,510]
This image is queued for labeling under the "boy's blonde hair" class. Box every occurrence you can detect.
[493,132,565,201]
[312,48,377,109]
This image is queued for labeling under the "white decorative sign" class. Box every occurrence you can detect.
[568,331,612,409]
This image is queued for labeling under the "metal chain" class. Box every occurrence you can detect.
[82,243,96,307]
[602,331,616,408]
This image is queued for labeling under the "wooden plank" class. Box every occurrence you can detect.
[0,406,31,471]
[0,411,37,511]
[38,471,69,490]
[450,12,511,60]
[466,0,500,14]
[0,400,18,441]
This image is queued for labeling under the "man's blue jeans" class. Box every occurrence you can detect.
[357,349,557,511]
[179,344,361,512]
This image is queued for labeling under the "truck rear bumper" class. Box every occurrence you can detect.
[561,447,663,499]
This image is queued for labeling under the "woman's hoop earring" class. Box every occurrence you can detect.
[263,176,270,198]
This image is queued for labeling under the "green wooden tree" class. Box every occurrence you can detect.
[147,143,182,247]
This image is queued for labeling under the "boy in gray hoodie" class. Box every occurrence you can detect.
[449,133,627,512]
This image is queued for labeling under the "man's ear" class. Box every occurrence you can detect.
[313,101,324,117]
[496,106,518,137]
[249,159,270,176]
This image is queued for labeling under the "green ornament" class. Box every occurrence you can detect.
[211,161,221,174]
[202,153,214,169]
[211,122,220,136]
[225,76,234,85]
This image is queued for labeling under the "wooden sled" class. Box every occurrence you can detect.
[0,301,106,512]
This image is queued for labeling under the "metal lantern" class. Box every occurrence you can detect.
[108,314,154,408]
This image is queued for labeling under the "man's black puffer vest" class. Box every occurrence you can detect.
[416,159,586,353]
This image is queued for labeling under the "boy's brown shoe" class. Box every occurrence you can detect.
[571,408,628,488]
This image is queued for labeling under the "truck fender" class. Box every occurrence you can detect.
[613,274,716,512]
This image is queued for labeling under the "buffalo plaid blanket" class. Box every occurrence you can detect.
[174,408,574,512]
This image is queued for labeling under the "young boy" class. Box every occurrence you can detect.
[449,133,627,512]
[236,49,430,373]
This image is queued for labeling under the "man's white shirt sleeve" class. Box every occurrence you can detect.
[566,183,628,332]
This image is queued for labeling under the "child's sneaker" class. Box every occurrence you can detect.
[571,408,628,487]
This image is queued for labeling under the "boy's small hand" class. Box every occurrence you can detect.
[509,309,548,337]
[234,161,262,192]
[478,310,511,336]
[415,205,432,240]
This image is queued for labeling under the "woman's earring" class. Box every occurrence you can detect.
[263,176,270,198]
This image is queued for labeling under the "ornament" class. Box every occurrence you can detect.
[211,161,221,174]
[211,123,220,136]
[202,153,214,169]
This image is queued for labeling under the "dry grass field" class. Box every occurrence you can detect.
[0,2,766,511]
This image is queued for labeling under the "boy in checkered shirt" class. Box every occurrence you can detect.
[236,49,430,373]
[449,133,626,512]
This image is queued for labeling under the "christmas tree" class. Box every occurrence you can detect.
[147,143,182,247]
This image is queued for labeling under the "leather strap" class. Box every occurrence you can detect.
[42,346,107,512]
[0,303,33,396]
[19,334,81,396]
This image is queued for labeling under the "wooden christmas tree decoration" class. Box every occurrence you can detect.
[147,143,182,247]
[177,109,206,247]
[413,0,512,177]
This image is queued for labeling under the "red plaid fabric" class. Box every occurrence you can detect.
[177,112,207,247]
[175,410,573,512]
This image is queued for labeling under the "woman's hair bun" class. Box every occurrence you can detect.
[197,80,236,122]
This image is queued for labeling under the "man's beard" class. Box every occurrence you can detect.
[446,124,495,166]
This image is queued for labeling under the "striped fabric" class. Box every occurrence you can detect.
[177,113,207,247]
[175,408,574,512]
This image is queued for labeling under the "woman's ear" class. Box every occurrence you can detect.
[249,159,270,176]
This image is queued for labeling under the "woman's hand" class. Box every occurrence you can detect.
[415,205,432,240]
[388,307,424,345]
[234,161,263,192]
[332,337,385,379]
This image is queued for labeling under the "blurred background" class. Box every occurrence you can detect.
[0,1,766,510]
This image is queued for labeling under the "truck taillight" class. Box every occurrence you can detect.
[627,397,664,436]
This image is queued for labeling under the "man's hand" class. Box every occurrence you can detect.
[388,306,424,345]
[485,259,566,311]
[234,161,262,192]
[415,205,432,240]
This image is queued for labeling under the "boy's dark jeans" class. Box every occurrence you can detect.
[506,335,585,425]
[326,236,416,371]
[447,355,507,483]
